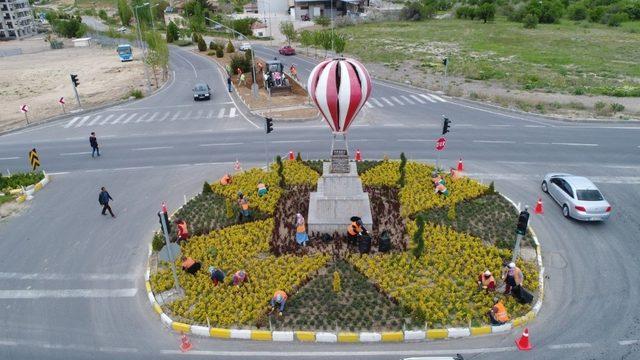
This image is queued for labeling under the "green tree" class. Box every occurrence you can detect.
[166,20,179,42]
[299,29,313,56]
[98,9,108,21]
[197,34,207,51]
[333,32,346,54]
[145,30,169,84]
[525,0,564,23]
[398,152,407,187]
[314,15,330,27]
[226,39,235,53]
[131,0,152,28]
[476,3,495,23]
[567,2,587,20]
[117,0,132,26]
[53,17,85,38]
[279,20,297,45]
[523,13,538,28]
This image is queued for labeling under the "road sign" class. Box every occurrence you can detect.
[29,148,40,171]
[435,137,447,151]
[59,97,65,105]
[20,104,28,113]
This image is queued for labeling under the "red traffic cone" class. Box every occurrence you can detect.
[355,149,362,162]
[180,333,193,352]
[288,150,294,160]
[457,158,464,172]
[534,198,544,214]
[515,327,532,351]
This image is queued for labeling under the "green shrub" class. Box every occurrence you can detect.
[174,39,192,46]
[594,101,606,110]
[216,48,224,58]
[152,232,165,252]
[0,172,44,190]
[606,12,629,26]
[412,215,425,258]
[226,40,235,53]
[209,40,217,50]
[610,103,625,112]
[567,3,587,20]
[129,89,144,99]
[202,181,213,194]
[523,14,538,28]
[197,35,207,51]
[207,50,216,56]
[230,54,251,74]
[588,6,606,22]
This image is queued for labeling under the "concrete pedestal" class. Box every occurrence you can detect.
[307,161,373,234]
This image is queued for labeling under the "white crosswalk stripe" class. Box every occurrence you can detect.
[122,113,137,124]
[99,114,114,125]
[196,110,203,119]
[207,110,215,119]
[229,108,237,118]
[391,96,404,105]
[420,94,437,103]
[171,111,181,121]
[135,113,148,123]
[158,113,170,122]
[371,98,384,107]
[400,95,415,105]
[111,113,126,124]
[410,95,426,104]
[86,115,101,127]
[184,110,192,119]
[380,97,395,106]
[74,116,90,128]
[145,112,158,122]
[429,94,447,102]
[64,117,80,128]
[217,108,225,118]
[365,102,373,108]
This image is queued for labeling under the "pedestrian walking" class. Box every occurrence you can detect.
[90,132,100,157]
[502,262,524,295]
[227,76,232,92]
[239,73,246,86]
[98,186,115,217]
[290,64,298,81]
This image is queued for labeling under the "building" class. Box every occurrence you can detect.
[0,0,36,40]
[250,21,268,38]
[257,0,293,15]
[293,0,367,20]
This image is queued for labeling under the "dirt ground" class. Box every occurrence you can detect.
[0,37,151,132]
[197,47,319,120]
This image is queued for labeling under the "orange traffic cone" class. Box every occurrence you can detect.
[234,160,241,171]
[515,327,532,351]
[534,198,544,214]
[180,333,193,352]
[288,150,294,160]
[355,149,362,161]
[457,158,464,172]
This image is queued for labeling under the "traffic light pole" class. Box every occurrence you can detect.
[512,207,530,263]
[72,83,82,109]
[159,207,182,295]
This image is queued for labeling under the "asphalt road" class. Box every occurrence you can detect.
[0,45,639,360]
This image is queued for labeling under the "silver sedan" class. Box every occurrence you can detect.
[541,173,611,221]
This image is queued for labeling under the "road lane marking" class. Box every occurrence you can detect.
[63,117,80,128]
[0,272,137,280]
[171,111,181,121]
[489,124,513,127]
[100,114,115,125]
[380,97,395,106]
[110,113,126,124]
[112,166,155,171]
[74,116,90,127]
[131,146,174,151]
[391,96,405,105]
[196,110,203,119]
[217,108,225,118]
[60,151,92,156]
[401,95,415,104]
[410,95,425,104]
[619,340,639,346]
[398,139,432,142]
[122,113,137,123]
[525,142,550,145]
[430,94,447,102]
[199,143,243,147]
[47,171,70,175]
[229,108,237,118]
[0,288,137,299]
[365,102,373,108]
[173,50,198,78]
[87,115,101,126]
[525,125,546,128]
[551,142,599,147]
[548,343,591,350]
[371,98,384,107]
[135,113,149,123]
[271,140,315,144]
[0,157,20,160]
[420,94,437,103]
[145,112,158,122]
[158,112,170,122]
[207,109,214,118]
[473,140,516,144]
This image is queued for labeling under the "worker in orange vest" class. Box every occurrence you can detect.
[174,219,190,243]
[220,173,232,185]
[237,192,250,222]
[477,270,496,292]
[270,290,288,316]
[488,297,510,325]
[347,216,364,247]
[295,213,309,246]
[181,256,201,275]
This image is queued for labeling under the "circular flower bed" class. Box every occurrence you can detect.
[150,158,539,331]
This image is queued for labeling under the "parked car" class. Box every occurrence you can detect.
[193,83,211,101]
[239,43,251,51]
[541,173,611,221]
[279,45,296,56]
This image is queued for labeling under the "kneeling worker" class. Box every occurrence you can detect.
[257,181,269,197]
[478,270,496,292]
[181,256,201,275]
[220,173,232,185]
[175,219,190,243]
[208,266,225,286]
[488,297,510,325]
[232,270,249,286]
[347,216,363,247]
[270,290,288,316]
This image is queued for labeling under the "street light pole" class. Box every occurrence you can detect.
[134,4,152,93]
[148,3,159,32]
[330,0,334,54]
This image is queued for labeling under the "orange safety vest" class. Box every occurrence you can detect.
[273,290,287,302]
[177,222,189,237]
[347,221,361,236]
[494,301,509,322]
[220,174,231,185]
[296,223,306,233]
[182,257,195,269]
[239,199,249,210]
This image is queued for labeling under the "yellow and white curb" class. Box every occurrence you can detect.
[144,194,544,343]
[16,171,51,203]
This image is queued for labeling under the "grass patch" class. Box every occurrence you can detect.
[0,172,44,191]
[342,17,640,95]
[0,194,16,205]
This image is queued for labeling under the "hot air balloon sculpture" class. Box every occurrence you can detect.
[307,57,372,152]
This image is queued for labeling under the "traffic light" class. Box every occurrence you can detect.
[265,117,273,134]
[442,116,451,135]
[158,211,171,234]
[442,58,448,66]
[516,208,530,235]
[71,74,80,87]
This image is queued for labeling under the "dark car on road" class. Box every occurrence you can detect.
[193,83,211,101]
[278,45,296,56]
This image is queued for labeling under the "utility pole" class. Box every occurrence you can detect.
[512,206,530,263]
[330,0,334,54]
[442,56,449,93]
[70,74,82,109]
[134,4,152,93]
[159,202,182,295]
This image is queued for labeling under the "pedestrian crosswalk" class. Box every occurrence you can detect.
[363,93,447,109]
[62,107,240,129]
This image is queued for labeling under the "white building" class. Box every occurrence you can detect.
[257,0,293,15]
[0,0,36,40]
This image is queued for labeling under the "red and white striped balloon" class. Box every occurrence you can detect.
[307,57,372,134]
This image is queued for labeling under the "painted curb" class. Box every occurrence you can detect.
[12,171,51,204]
[143,184,545,343]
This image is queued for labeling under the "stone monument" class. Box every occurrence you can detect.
[305,57,373,235]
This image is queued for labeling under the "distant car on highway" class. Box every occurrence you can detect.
[239,42,252,51]
[278,45,296,56]
[541,173,611,221]
[193,82,211,101]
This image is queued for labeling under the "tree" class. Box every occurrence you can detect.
[145,31,169,85]
[197,35,207,51]
[333,33,346,54]
[476,3,495,23]
[567,2,587,20]
[523,13,538,28]
[131,0,152,28]
[226,39,235,53]
[525,0,564,24]
[314,15,330,27]
[299,30,313,56]
[166,20,179,42]
[117,0,132,26]
[53,17,85,38]
[279,20,297,45]
[185,1,205,34]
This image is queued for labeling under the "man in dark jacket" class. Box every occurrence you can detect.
[90,132,100,158]
[98,187,115,217]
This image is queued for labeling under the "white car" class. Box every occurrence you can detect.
[239,42,251,51]
[541,173,611,221]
